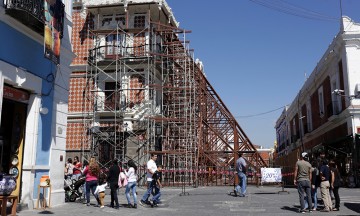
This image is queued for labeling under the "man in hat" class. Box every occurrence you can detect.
[294,152,313,213]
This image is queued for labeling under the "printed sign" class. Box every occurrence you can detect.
[44,0,62,64]
[261,168,282,183]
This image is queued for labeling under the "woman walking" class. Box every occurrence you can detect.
[125,160,138,208]
[83,157,101,206]
[330,160,341,211]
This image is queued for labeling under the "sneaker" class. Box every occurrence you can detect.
[153,201,158,207]
[100,206,104,209]
[320,208,330,212]
[299,209,306,214]
[139,200,147,206]
[126,204,133,208]
[94,204,100,207]
[233,189,237,197]
[238,194,245,197]
[86,203,90,206]
[308,209,312,213]
[133,204,137,209]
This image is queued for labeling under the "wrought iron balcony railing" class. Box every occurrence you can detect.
[3,0,64,38]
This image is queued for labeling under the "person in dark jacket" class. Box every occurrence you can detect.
[107,159,121,209]
[330,160,341,211]
[311,160,320,210]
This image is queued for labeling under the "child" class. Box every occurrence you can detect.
[94,178,107,208]
[151,165,163,207]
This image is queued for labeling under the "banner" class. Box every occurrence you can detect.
[261,168,282,183]
[44,0,62,64]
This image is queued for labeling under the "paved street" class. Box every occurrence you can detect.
[18,185,360,216]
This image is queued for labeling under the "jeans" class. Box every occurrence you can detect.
[151,184,161,203]
[235,172,247,195]
[142,181,154,201]
[312,186,318,209]
[86,180,98,204]
[297,180,312,210]
[333,186,340,209]
[125,181,137,205]
[110,182,119,207]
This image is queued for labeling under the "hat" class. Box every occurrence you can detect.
[301,152,308,158]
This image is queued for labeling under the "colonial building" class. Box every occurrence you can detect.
[275,17,360,186]
[0,0,73,208]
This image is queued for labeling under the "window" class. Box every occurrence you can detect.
[105,34,122,57]
[318,86,324,117]
[306,99,312,132]
[115,14,126,27]
[102,14,113,26]
[104,82,120,110]
[330,74,341,115]
[134,15,146,28]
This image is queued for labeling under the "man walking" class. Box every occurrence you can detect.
[140,154,158,206]
[234,152,247,197]
[294,152,312,213]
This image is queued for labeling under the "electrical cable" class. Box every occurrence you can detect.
[249,0,338,22]
[235,105,289,118]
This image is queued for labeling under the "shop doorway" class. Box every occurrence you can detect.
[0,93,28,200]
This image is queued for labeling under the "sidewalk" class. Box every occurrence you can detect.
[18,185,360,216]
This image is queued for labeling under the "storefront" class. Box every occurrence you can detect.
[0,85,29,198]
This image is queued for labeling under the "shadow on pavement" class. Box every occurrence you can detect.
[38,210,54,214]
[280,205,299,213]
[344,202,360,213]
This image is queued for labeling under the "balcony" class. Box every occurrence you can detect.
[3,0,64,38]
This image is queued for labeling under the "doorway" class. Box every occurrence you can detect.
[0,97,27,199]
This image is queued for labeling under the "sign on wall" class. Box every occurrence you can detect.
[44,0,62,65]
[261,168,282,183]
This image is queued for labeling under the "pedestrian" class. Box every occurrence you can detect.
[234,152,247,197]
[81,160,89,201]
[319,159,332,212]
[73,156,82,180]
[94,177,107,209]
[294,152,312,213]
[140,154,158,206]
[65,158,74,180]
[107,159,121,209]
[83,157,101,206]
[330,160,341,211]
[310,160,320,211]
[150,165,163,207]
[125,159,138,208]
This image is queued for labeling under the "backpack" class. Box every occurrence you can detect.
[118,172,128,188]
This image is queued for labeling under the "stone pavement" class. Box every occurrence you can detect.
[18,185,360,216]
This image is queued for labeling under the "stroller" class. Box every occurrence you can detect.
[64,176,85,202]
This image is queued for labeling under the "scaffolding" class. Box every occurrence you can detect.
[71,1,267,187]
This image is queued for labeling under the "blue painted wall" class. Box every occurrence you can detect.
[0,21,55,197]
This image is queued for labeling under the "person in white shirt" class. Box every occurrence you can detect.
[140,154,157,206]
[125,160,138,208]
[94,179,107,208]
